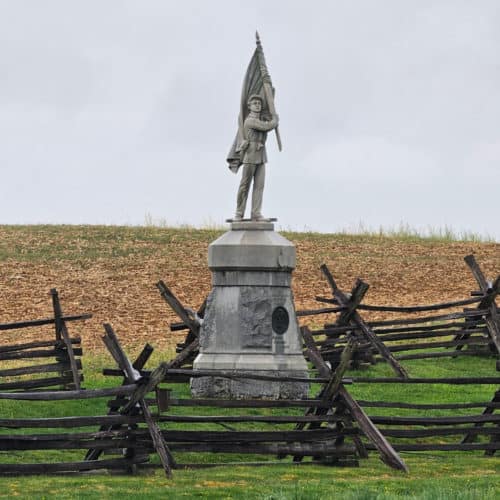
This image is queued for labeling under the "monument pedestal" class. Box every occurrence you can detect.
[191,220,309,399]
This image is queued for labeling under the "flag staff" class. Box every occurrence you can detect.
[256,31,282,151]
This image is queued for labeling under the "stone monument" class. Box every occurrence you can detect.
[190,33,309,399]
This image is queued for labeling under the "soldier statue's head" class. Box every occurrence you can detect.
[247,94,263,113]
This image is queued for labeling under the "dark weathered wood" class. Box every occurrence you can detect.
[159,461,325,469]
[324,309,491,329]
[86,342,156,462]
[0,314,91,331]
[0,337,81,354]
[396,350,491,361]
[462,390,500,444]
[351,377,500,384]
[0,456,147,475]
[320,264,408,378]
[374,328,486,343]
[358,399,500,410]
[316,329,488,350]
[388,338,489,352]
[102,368,193,384]
[164,368,325,384]
[465,254,489,292]
[296,306,344,317]
[169,296,207,345]
[0,360,82,378]
[108,397,337,409]
[122,363,170,413]
[1,429,132,441]
[373,321,485,335]
[322,339,356,400]
[319,320,485,337]
[351,315,408,378]
[379,427,500,438]
[454,256,500,355]
[338,386,408,471]
[166,338,199,369]
[369,414,500,426]
[157,280,200,337]
[300,320,408,472]
[365,442,500,452]
[0,437,134,451]
[0,429,358,449]
[154,415,343,423]
[158,429,357,442]
[0,414,144,428]
[302,326,330,374]
[156,442,357,456]
[0,348,83,361]
[322,340,368,461]
[320,337,489,356]
[317,295,483,312]
[133,343,154,370]
[485,421,500,456]
[291,330,355,462]
[0,375,80,391]
[0,385,136,401]
[50,289,81,389]
[102,324,175,477]
[338,280,369,326]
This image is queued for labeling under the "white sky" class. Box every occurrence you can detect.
[1,1,499,239]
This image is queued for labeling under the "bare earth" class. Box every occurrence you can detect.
[0,225,498,352]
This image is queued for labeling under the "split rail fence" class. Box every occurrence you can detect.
[159,254,500,463]
[0,289,89,391]
[0,254,498,476]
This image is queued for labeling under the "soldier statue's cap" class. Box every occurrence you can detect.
[247,94,263,105]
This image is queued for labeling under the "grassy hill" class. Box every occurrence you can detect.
[0,224,498,352]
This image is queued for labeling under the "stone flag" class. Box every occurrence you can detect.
[226,32,282,173]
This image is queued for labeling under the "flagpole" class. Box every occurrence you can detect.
[256,32,282,152]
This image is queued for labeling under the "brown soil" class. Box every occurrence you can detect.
[0,226,498,354]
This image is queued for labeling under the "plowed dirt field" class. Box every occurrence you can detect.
[0,225,498,352]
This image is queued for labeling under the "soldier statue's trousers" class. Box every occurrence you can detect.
[235,162,265,219]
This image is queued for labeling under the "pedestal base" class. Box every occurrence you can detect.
[190,370,310,399]
[191,220,309,400]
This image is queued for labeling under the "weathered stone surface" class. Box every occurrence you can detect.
[212,270,291,287]
[190,370,310,400]
[239,287,272,348]
[208,226,296,271]
[192,224,309,400]
[230,220,275,231]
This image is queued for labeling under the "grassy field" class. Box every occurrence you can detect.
[0,351,498,499]
[0,225,499,498]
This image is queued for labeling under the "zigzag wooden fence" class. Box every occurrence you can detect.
[303,255,499,372]
[0,289,90,391]
[158,254,500,463]
[296,255,500,457]
[0,254,498,476]
[100,328,407,472]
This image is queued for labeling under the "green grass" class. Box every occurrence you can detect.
[0,351,498,499]
[142,214,497,244]
[0,223,496,263]
[330,222,496,243]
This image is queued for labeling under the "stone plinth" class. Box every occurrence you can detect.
[191,220,309,399]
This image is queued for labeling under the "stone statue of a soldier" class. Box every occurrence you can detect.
[227,32,282,221]
[233,95,279,221]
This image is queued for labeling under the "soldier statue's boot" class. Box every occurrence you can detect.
[233,214,243,221]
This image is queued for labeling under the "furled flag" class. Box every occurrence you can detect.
[226,32,282,173]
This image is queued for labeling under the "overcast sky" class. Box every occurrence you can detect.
[1,1,499,239]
